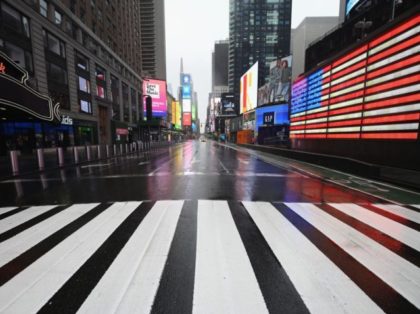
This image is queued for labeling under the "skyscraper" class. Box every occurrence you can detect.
[140,0,167,80]
[228,0,292,105]
[212,40,229,92]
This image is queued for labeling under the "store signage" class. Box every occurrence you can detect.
[0,50,60,122]
[263,112,275,125]
[61,115,73,125]
[116,128,129,135]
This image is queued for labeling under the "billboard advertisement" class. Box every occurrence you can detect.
[183,112,192,126]
[240,62,258,114]
[171,101,177,125]
[182,85,191,99]
[258,56,292,106]
[181,74,192,99]
[142,79,167,117]
[290,14,420,141]
[221,93,236,116]
[192,103,197,121]
[175,101,182,129]
[256,104,289,130]
[182,99,191,112]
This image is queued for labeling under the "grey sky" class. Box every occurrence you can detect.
[165,0,340,125]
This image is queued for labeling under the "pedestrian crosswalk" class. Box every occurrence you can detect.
[0,200,419,313]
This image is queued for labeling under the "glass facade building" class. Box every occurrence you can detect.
[228,0,292,106]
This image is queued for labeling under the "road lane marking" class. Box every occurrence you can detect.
[78,201,183,313]
[218,159,230,174]
[285,202,420,309]
[373,203,420,224]
[243,201,383,314]
[0,206,56,234]
[0,207,16,215]
[329,203,420,251]
[193,200,268,314]
[0,202,141,313]
[0,203,99,267]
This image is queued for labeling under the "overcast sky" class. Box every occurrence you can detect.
[165,0,340,125]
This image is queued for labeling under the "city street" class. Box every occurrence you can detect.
[0,140,419,313]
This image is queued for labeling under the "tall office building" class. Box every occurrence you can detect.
[140,0,167,80]
[228,0,292,105]
[0,0,148,153]
[212,40,229,92]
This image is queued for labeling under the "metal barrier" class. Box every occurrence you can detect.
[4,139,179,177]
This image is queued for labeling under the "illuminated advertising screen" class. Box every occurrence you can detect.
[176,101,182,129]
[290,14,420,141]
[240,62,258,114]
[221,93,236,116]
[192,103,197,121]
[183,112,192,126]
[171,101,177,125]
[182,85,191,99]
[143,79,167,117]
[256,104,289,130]
[182,99,191,112]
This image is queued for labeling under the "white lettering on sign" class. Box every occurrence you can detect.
[146,83,160,98]
[61,116,73,125]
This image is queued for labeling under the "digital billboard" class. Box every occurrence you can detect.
[192,103,197,121]
[256,104,289,130]
[171,101,177,125]
[240,62,258,114]
[221,93,236,116]
[142,79,167,117]
[182,85,191,99]
[182,99,191,113]
[290,14,420,141]
[175,101,182,129]
[183,112,192,126]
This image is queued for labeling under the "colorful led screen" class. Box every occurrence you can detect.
[142,79,167,117]
[290,14,420,141]
[183,112,192,126]
[240,62,259,114]
[176,101,182,129]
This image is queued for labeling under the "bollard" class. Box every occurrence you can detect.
[10,150,19,176]
[113,144,117,156]
[120,144,123,155]
[37,148,45,171]
[125,143,129,154]
[57,147,64,167]
[73,146,79,163]
[106,145,110,158]
[97,145,101,159]
[86,146,91,161]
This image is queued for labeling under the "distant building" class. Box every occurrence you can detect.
[228,0,292,106]
[140,0,166,80]
[291,17,339,81]
[212,40,229,92]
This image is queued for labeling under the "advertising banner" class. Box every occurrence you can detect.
[181,74,192,99]
[240,62,258,114]
[183,112,192,126]
[192,103,197,121]
[142,79,167,117]
[171,101,177,125]
[258,56,292,107]
[221,93,236,116]
[175,101,182,129]
[182,99,191,112]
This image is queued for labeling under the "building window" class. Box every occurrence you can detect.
[0,39,33,73]
[1,2,31,37]
[95,65,106,99]
[47,62,68,85]
[39,0,48,17]
[43,30,66,58]
[80,99,92,114]
[78,76,91,93]
[54,9,62,25]
[75,51,89,71]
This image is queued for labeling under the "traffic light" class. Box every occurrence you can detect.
[145,95,152,121]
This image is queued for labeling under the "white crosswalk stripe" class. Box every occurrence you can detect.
[0,201,419,313]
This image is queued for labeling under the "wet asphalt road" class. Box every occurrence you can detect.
[0,140,381,206]
[1,140,420,313]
